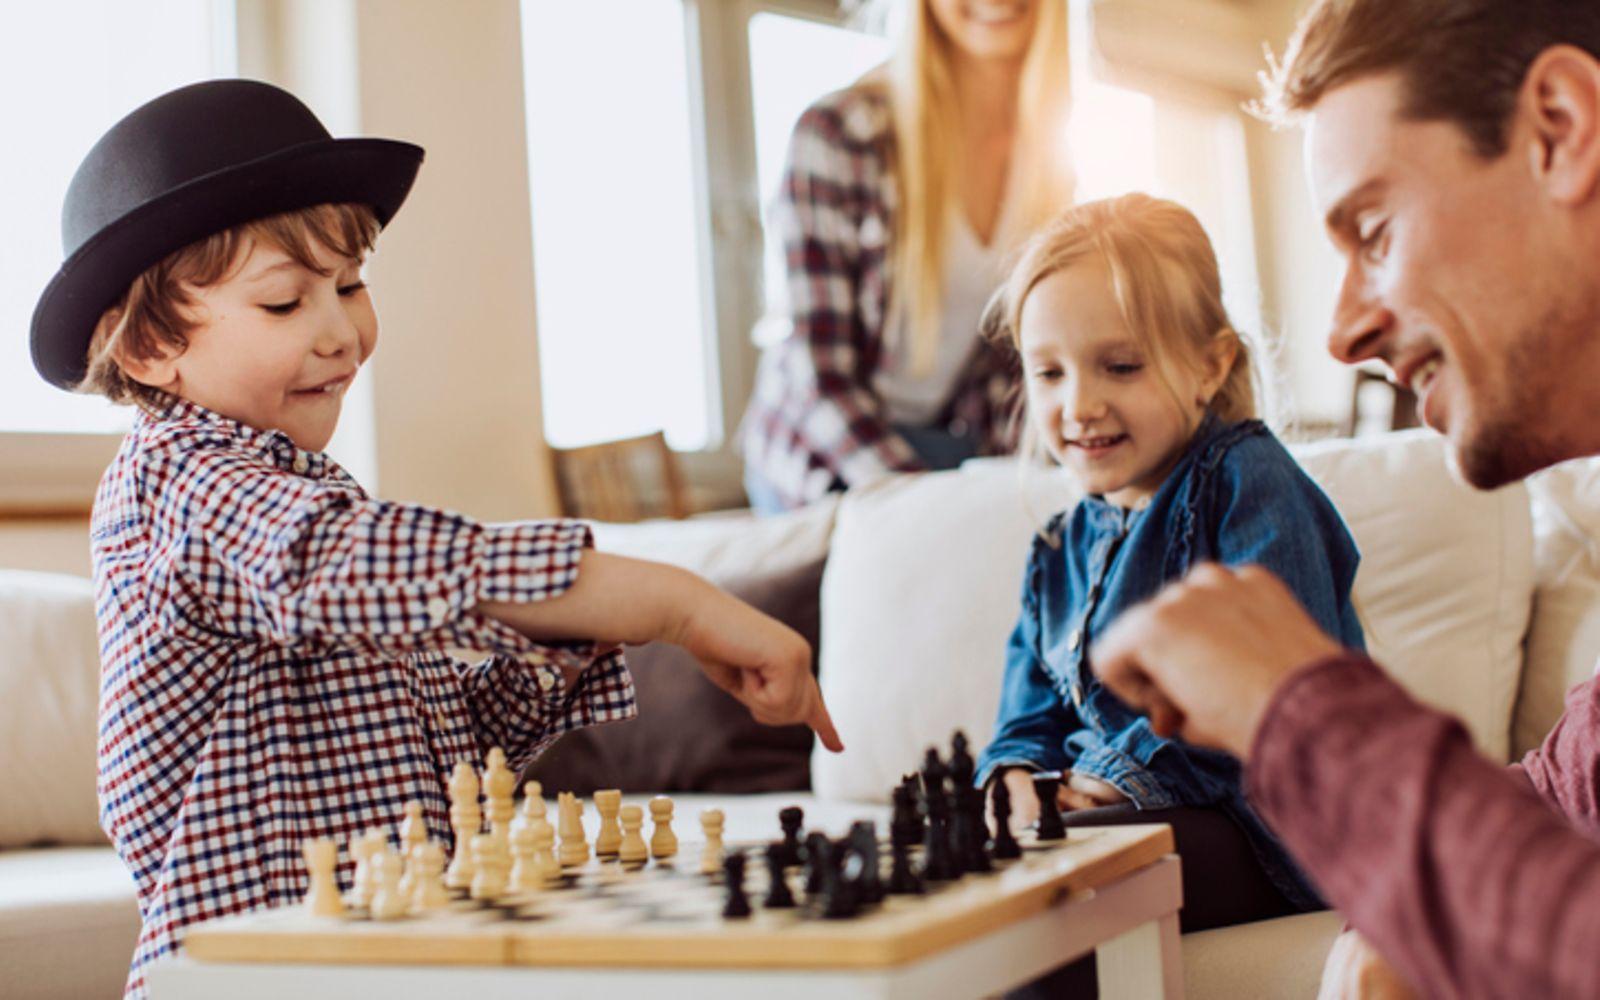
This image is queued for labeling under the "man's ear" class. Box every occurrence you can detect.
[115,338,183,391]
[1523,45,1600,205]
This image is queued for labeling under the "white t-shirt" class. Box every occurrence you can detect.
[873,198,1019,427]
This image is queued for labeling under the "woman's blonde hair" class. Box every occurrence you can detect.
[878,0,1075,374]
[985,193,1259,461]
[78,202,379,411]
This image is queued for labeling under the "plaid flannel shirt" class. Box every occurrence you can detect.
[737,84,1022,510]
[92,397,635,997]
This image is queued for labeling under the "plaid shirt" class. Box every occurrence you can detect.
[91,396,635,997]
[737,84,1022,510]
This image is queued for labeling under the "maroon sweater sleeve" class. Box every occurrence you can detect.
[1246,654,1600,998]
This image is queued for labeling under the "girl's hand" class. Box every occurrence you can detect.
[666,576,844,752]
[1060,772,1127,811]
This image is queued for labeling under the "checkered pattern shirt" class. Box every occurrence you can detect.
[91,396,635,998]
[737,84,1021,510]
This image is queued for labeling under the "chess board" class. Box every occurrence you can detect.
[182,824,1172,971]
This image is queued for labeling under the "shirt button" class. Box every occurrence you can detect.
[1067,628,1082,651]
[291,454,309,474]
[426,597,450,623]
[538,671,557,692]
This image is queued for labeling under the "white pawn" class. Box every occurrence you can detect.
[530,818,560,883]
[509,819,541,894]
[649,796,678,859]
[557,792,589,868]
[593,789,622,858]
[518,781,546,828]
[370,848,408,920]
[618,804,648,865]
[350,829,386,908]
[399,801,428,855]
[446,761,481,890]
[302,838,346,918]
[699,809,725,876]
[483,747,515,835]
[470,832,508,900]
[410,842,452,914]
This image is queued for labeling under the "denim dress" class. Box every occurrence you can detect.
[975,415,1365,910]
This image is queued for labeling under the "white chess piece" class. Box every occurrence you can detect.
[370,848,408,920]
[699,809,725,876]
[518,781,546,827]
[350,829,386,908]
[302,838,346,918]
[530,818,560,883]
[557,792,589,868]
[410,842,452,913]
[470,832,508,900]
[649,796,678,859]
[483,747,515,834]
[446,761,481,889]
[618,804,648,865]
[593,789,622,858]
[509,819,540,894]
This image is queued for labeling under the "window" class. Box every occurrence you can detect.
[0,1,235,435]
[521,0,712,451]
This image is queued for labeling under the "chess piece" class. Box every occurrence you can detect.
[618,804,648,865]
[483,747,515,835]
[849,820,885,904]
[818,836,860,919]
[988,778,1022,860]
[649,796,677,859]
[518,781,546,827]
[509,818,541,894]
[399,800,428,855]
[803,831,830,895]
[470,832,508,900]
[948,732,991,874]
[699,809,725,876]
[350,829,386,907]
[557,792,590,867]
[593,789,623,858]
[1033,774,1067,841]
[763,843,796,908]
[370,847,409,920]
[777,806,805,867]
[446,761,481,889]
[530,818,561,883]
[410,842,451,913]
[921,750,957,881]
[886,837,924,895]
[900,773,927,843]
[302,838,346,918]
[722,850,751,919]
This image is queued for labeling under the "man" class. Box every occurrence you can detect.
[1090,2,1600,997]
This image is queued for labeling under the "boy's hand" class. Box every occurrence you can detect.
[1319,930,1418,1000]
[668,579,844,753]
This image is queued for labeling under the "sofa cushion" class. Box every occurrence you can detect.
[0,847,140,1000]
[0,571,104,848]
[812,432,1533,801]
[524,501,837,794]
[1514,457,1600,758]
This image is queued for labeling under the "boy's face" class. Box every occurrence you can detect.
[133,237,376,453]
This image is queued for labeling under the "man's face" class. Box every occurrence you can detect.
[1308,73,1593,488]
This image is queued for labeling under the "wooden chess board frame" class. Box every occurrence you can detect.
[152,824,1184,999]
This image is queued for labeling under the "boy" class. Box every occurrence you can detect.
[30,79,841,998]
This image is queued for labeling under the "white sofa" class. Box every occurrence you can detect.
[5,429,1599,999]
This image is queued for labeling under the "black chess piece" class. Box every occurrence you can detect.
[900,773,927,843]
[1033,773,1067,841]
[921,748,958,881]
[722,850,752,918]
[946,731,991,872]
[777,805,805,867]
[763,843,796,908]
[820,836,863,919]
[988,777,1023,860]
[886,837,924,895]
[849,820,884,905]
[803,831,830,895]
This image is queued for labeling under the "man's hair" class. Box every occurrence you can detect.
[79,202,380,409]
[1257,0,1600,158]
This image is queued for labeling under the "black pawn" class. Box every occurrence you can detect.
[1033,774,1067,841]
[900,773,927,843]
[988,778,1022,860]
[763,843,795,908]
[722,850,752,918]
[803,831,830,895]
[777,806,805,867]
[921,748,959,880]
[849,820,884,905]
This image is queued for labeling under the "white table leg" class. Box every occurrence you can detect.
[1096,908,1183,1000]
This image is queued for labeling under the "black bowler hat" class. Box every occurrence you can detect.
[30,78,424,390]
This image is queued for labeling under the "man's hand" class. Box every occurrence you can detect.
[1319,930,1419,1000]
[1091,563,1343,758]
[667,578,844,753]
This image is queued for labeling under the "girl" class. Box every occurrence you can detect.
[738,0,1075,512]
[975,193,1365,991]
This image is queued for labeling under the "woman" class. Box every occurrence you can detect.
[738,0,1075,513]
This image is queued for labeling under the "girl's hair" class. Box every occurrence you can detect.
[868,0,1075,374]
[984,193,1259,461]
[78,202,380,410]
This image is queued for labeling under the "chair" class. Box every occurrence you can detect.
[550,431,691,523]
